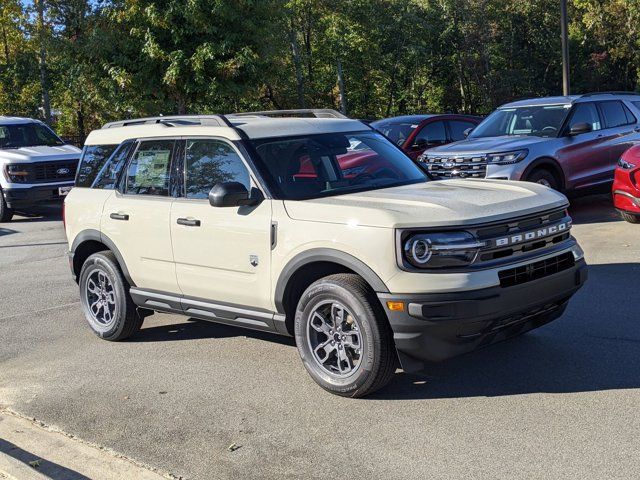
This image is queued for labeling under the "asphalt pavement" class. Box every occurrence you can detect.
[0,195,639,480]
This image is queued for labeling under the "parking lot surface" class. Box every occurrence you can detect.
[0,195,639,479]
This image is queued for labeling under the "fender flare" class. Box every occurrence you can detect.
[71,229,136,286]
[274,248,389,313]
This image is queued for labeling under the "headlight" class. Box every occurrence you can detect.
[4,165,30,183]
[402,231,486,269]
[486,150,528,165]
[618,158,637,170]
[417,152,428,163]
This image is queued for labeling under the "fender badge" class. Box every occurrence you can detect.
[249,255,259,267]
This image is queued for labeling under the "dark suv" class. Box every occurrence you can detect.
[371,114,481,161]
[421,92,640,193]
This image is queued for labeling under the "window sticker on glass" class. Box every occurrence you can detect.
[134,150,170,187]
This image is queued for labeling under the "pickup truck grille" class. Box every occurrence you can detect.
[420,155,487,178]
[32,160,78,182]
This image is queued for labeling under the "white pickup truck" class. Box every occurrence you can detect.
[0,117,81,222]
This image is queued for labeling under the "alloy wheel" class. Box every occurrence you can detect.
[85,269,117,327]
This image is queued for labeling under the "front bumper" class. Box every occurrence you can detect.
[2,183,73,209]
[379,258,587,370]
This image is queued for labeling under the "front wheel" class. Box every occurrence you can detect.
[526,168,560,191]
[294,274,397,398]
[0,187,14,222]
[79,251,144,341]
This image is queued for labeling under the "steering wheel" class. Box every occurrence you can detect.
[542,126,558,133]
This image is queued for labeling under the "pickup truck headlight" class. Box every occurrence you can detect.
[486,150,528,165]
[4,164,30,183]
[402,231,486,269]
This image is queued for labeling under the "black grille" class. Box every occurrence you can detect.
[33,161,78,182]
[498,252,575,288]
[420,155,487,178]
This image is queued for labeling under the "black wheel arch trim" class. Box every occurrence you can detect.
[70,229,136,287]
[274,248,390,313]
[522,157,566,190]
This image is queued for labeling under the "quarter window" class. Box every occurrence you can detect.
[184,139,250,199]
[76,145,118,188]
[125,140,174,196]
[599,101,634,128]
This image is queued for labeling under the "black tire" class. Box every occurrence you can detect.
[78,251,144,341]
[294,273,397,398]
[620,211,640,224]
[527,168,560,191]
[0,187,14,222]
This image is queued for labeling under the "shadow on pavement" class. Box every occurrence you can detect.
[0,438,90,480]
[569,193,621,225]
[133,319,296,347]
[11,203,63,223]
[372,262,640,400]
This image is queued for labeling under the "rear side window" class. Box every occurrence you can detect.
[76,145,118,188]
[184,139,250,199]
[124,140,174,196]
[599,101,634,128]
[415,121,447,146]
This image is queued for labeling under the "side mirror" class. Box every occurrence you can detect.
[463,127,474,138]
[569,122,592,136]
[209,182,263,208]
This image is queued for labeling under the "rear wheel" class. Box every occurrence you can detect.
[620,211,640,224]
[0,188,14,222]
[294,274,397,398]
[526,168,560,191]
[79,251,144,341]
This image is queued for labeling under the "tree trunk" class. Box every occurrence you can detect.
[36,0,51,124]
[336,58,347,115]
[76,104,85,140]
[1,25,9,63]
[289,27,305,108]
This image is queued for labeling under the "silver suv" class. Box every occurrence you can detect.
[420,92,640,193]
[65,110,587,397]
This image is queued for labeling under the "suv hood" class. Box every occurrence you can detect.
[284,180,568,228]
[428,135,549,155]
[0,144,81,163]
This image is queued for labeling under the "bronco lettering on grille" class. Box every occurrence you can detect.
[495,221,570,247]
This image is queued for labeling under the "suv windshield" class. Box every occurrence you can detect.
[470,105,570,139]
[250,131,427,200]
[0,123,64,149]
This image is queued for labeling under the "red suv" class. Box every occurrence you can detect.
[613,144,640,223]
[370,114,481,160]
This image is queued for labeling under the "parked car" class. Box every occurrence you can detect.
[0,117,81,222]
[419,92,640,193]
[370,114,481,161]
[613,144,640,223]
[64,109,586,397]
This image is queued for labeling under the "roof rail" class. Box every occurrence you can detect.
[102,115,235,129]
[229,109,347,119]
[580,91,640,98]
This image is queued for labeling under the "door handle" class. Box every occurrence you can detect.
[110,213,129,221]
[177,218,201,227]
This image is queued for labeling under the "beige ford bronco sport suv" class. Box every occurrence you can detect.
[64,110,587,397]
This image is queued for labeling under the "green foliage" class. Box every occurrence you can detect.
[0,0,639,137]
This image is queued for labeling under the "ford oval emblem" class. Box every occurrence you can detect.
[443,161,455,169]
[57,167,70,175]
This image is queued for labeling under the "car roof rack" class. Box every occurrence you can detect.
[102,115,235,129]
[580,91,640,98]
[229,109,347,119]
